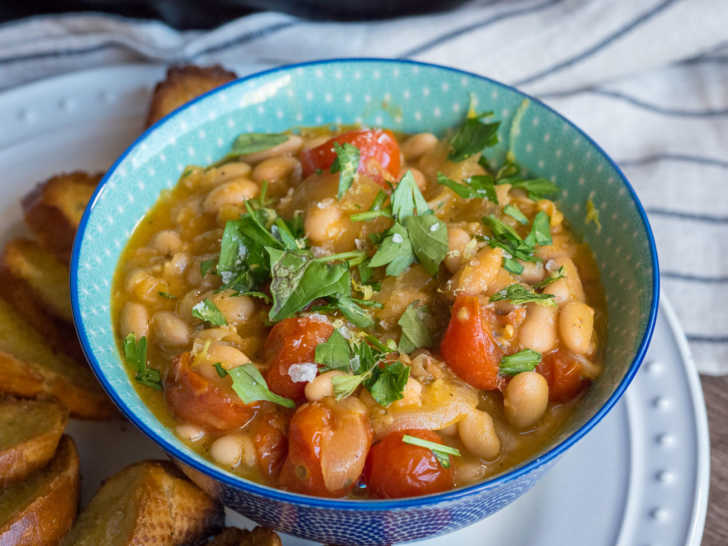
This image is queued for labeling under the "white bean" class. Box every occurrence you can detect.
[176,423,206,443]
[401,133,438,161]
[203,179,259,214]
[209,433,256,468]
[445,227,471,274]
[454,461,487,484]
[559,301,595,355]
[503,371,549,429]
[210,162,251,183]
[408,167,428,191]
[305,202,345,245]
[457,410,501,459]
[518,261,545,283]
[252,155,301,185]
[454,247,504,295]
[151,230,182,255]
[543,257,585,303]
[120,302,149,339]
[304,370,346,402]
[206,343,251,369]
[518,303,558,353]
[398,376,423,406]
[212,292,255,325]
[151,311,189,346]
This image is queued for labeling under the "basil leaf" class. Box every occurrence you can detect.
[403,214,448,275]
[123,333,161,390]
[524,211,552,247]
[436,173,497,203]
[228,363,295,408]
[534,266,566,289]
[499,349,542,375]
[369,223,415,276]
[333,295,375,328]
[267,249,351,321]
[398,302,432,353]
[315,330,352,371]
[449,117,500,161]
[503,204,528,225]
[330,142,361,200]
[231,133,288,155]
[490,284,556,306]
[214,362,228,378]
[192,298,228,326]
[391,171,429,221]
[364,361,410,407]
[508,178,559,199]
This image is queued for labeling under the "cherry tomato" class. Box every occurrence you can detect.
[300,129,401,184]
[364,429,453,499]
[264,316,334,402]
[537,349,590,402]
[165,352,256,430]
[279,400,372,497]
[440,295,502,390]
[250,408,289,480]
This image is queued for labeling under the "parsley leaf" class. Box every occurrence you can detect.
[398,302,432,353]
[403,214,449,275]
[490,284,556,306]
[200,259,216,278]
[192,298,228,326]
[315,330,351,371]
[391,170,429,221]
[231,133,288,155]
[228,363,295,408]
[503,204,528,225]
[158,291,177,299]
[401,434,461,468]
[214,363,228,378]
[332,374,366,400]
[499,349,542,375]
[350,190,391,222]
[332,295,375,329]
[368,223,415,276]
[507,178,559,200]
[448,116,500,161]
[365,361,410,407]
[123,333,161,390]
[534,266,566,289]
[436,172,497,203]
[524,211,552,247]
[330,142,360,200]
[482,215,538,264]
[503,258,524,275]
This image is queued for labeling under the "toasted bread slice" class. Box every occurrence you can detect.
[0,435,80,546]
[0,298,114,419]
[146,65,237,127]
[0,238,84,361]
[21,171,101,263]
[208,527,283,546]
[62,460,223,546]
[0,398,68,486]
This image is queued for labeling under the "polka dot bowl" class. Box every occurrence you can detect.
[71,59,659,545]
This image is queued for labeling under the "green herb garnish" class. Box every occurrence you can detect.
[401,434,461,469]
[490,284,556,306]
[524,211,552,247]
[123,333,161,390]
[330,142,360,200]
[499,349,542,375]
[448,115,500,162]
[534,266,566,289]
[436,173,497,203]
[192,298,228,326]
[158,291,177,299]
[397,302,432,353]
[213,362,228,377]
[228,363,295,408]
[503,204,528,225]
[506,178,559,200]
[200,259,216,277]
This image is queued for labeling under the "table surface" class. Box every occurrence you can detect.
[699,376,726,545]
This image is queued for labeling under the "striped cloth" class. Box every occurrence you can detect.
[0,0,726,374]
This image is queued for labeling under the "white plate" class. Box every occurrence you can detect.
[0,65,709,546]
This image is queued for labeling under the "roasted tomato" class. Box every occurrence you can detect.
[264,316,334,402]
[440,295,502,390]
[300,129,401,183]
[364,429,453,498]
[250,408,289,480]
[279,399,372,497]
[538,349,590,402]
[165,352,256,430]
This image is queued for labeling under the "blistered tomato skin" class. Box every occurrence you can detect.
[365,429,454,499]
[538,349,590,402]
[440,295,503,391]
[164,352,256,431]
[251,408,289,480]
[300,129,402,183]
[264,317,335,402]
[279,400,372,497]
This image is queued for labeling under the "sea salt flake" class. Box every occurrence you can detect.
[288,363,318,383]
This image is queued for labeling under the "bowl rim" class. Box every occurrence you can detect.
[71,57,660,510]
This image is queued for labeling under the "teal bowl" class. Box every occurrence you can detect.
[71,59,659,545]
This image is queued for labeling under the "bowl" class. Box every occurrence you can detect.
[71,59,659,545]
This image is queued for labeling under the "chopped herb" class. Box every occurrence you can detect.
[123,333,161,390]
[231,133,288,155]
[436,173,497,203]
[524,211,552,247]
[315,330,351,371]
[401,434,461,468]
[507,178,559,200]
[330,142,360,199]
[403,214,448,276]
[331,295,377,328]
[200,259,216,277]
[237,291,272,303]
[158,291,177,299]
[192,298,228,326]
[586,197,602,232]
[228,363,295,408]
[503,204,528,225]
[391,170,429,221]
[398,302,432,353]
[213,362,228,378]
[500,349,542,375]
[366,361,410,407]
[490,284,556,306]
[369,223,415,276]
[495,161,520,181]
[448,115,501,162]
[534,266,566,289]
[351,190,392,222]
[503,257,524,275]
[482,215,538,264]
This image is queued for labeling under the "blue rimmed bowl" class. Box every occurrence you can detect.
[71,59,659,545]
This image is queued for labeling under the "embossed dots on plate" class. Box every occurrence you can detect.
[656,433,675,447]
[649,507,669,522]
[655,470,674,484]
[652,397,670,411]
